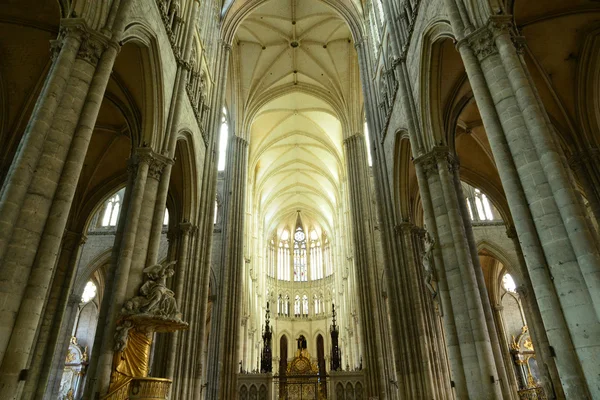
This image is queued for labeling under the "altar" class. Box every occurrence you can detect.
[276,337,326,400]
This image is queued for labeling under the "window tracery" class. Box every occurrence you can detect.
[101,194,121,227]
[462,183,500,222]
[293,227,307,282]
[278,230,290,281]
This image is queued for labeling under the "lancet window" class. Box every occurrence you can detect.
[101,194,121,227]
[503,273,517,293]
[324,238,333,277]
[217,107,228,171]
[278,230,290,281]
[163,208,169,226]
[463,183,499,222]
[293,227,307,282]
[310,230,323,280]
[267,239,276,278]
[364,120,373,167]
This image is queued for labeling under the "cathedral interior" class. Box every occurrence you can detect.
[0,0,599,399]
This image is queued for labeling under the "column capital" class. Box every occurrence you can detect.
[413,146,457,176]
[53,19,110,65]
[63,230,86,250]
[458,15,518,62]
[393,222,416,235]
[343,133,365,147]
[232,135,249,148]
[179,221,195,234]
[134,147,174,180]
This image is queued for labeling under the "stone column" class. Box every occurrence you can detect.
[0,24,108,373]
[165,222,193,383]
[507,226,563,399]
[451,159,517,399]
[87,148,155,397]
[32,231,87,400]
[414,148,502,399]
[343,133,389,399]
[0,20,140,400]
[205,135,249,400]
[0,23,86,264]
[44,294,83,397]
[396,223,453,399]
[181,40,233,400]
[451,15,599,397]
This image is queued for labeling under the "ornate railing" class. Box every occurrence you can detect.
[518,387,547,400]
[101,378,131,400]
[101,377,172,400]
[129,377,172,399]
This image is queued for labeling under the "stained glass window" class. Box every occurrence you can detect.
[278,230,290,281]
[293,227,307,282]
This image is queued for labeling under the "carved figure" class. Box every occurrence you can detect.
[122,261,181,321]
[422,231,437,298]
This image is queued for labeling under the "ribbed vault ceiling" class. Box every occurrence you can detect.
[236,0,356,236]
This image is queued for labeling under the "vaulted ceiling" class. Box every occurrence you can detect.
[234,0,360,236]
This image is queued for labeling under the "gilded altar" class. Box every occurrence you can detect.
[277,349,326,400]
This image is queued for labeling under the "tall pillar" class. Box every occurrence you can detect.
[414,148,502,399]
[165,222,193,383]
[507,226,563,399]
[343,133,389,399]
[31,231,87,400]
[205,135,248,400]
[395,223,453,399]
[86,148,165,397]
[451,159,516,399]
[0,11,137,397]
[450,13,600,397]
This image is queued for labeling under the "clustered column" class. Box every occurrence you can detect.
[343,133,390,399]
[450,11,600,398]
[0,11,132,398]
[205,135,249,399]
[413,148,504,399]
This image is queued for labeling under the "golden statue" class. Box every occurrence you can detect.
[107,261,189,394]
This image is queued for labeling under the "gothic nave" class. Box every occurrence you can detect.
[0,0,599,399]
